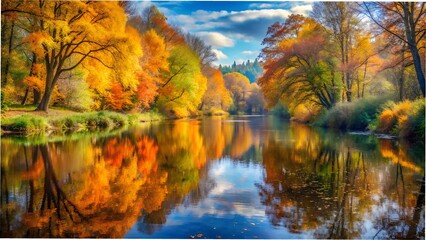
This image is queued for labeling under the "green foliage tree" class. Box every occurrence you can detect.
[157,45,207,117]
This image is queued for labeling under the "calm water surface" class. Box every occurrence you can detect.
[1,116,424,238]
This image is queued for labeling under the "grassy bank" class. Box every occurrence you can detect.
[314,97,389,130]
[313,97,425,141]
[1,109,164,134]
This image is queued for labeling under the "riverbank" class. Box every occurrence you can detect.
[1,107,164,134]
[313,97,425,142]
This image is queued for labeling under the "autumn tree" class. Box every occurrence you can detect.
[185,33,217,69]
[134,6,185,48]
[361,2,426,96]
[1,2,38,106]
[201,66,233,112]
[224,72,252,112]
[17,1,141,111]
[1,0,20,87]
[157,45,207,117]
[259,15,339,110]
[101,26,142,111]
[311,3,362,102]
[246,83,266,113]
[136,29,169,110]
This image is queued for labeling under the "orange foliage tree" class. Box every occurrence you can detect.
[259,15,339,110]
[136,29,169,110]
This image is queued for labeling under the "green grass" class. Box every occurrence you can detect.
[2,115,48,132]
[2,127,126,145]
[7,104,72,111]
[2,110,165,134]
[128,111,165,124]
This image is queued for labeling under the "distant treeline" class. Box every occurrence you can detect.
[219,59,263,83]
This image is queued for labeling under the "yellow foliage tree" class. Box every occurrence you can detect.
[201,67,233,113]
[17,1,142,111]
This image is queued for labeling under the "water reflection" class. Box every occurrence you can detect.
[257,123,424,238]
[1,116,424,238]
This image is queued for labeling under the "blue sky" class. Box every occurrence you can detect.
[132,1,313,66]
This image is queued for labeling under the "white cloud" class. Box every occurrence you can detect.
[229,9,291,23]
[212,49,228,60]
[196,31,234,48]
[242,50,256,55]
[248,3,274,9]
[290,4,313,16]
[192,9,229,22]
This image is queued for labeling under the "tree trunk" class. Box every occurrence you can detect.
[399,43,406,101]
[331,69,337,105]
[36,77,55,111]
[402,3,425,96]
[356,74,360,99]
[408,46,425,96]
[21,88,29,105]
[361,60,368,98]
[2,21,15,86]
[340,39,346,102]
[33,89,41,105]
[345,33,352,102]
[198,101,204,111]
[36,88,53,111]
[346,91,352,102]
[36,62,58,111]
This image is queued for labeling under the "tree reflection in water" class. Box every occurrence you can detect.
[0,117,424,238]
[256,123,424,239]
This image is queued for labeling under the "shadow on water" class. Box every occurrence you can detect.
[1,116,424,238]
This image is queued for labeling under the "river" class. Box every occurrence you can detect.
[1,115,424,238]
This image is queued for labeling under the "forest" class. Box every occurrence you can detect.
[1,1,264,119]
[1,1,425,140]
[258,2,425,140]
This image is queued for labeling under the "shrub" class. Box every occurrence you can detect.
[100,111,127,127]
[2,115,47,132]
[1,91,9,113]
[375,99,425,140]
[347,97,388,130]
[377,109,396,132]
[95,115,113,129]
[398,99,425,140]
[315,96,388,130]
